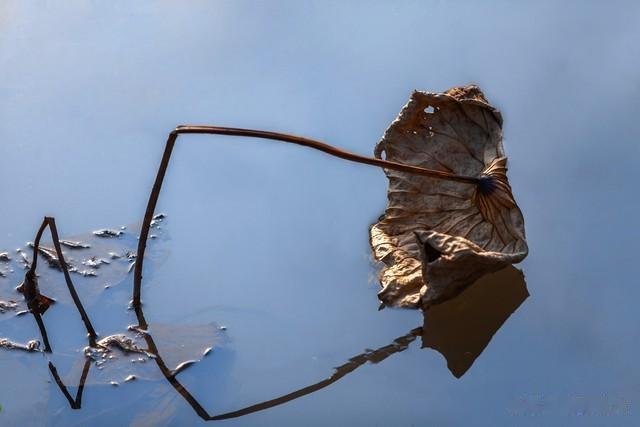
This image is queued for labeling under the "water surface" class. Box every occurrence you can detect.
[1,2,640,426]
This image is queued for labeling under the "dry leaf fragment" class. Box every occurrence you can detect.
[370,85,528,308]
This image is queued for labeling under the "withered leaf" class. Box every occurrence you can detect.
[370,85,528,308]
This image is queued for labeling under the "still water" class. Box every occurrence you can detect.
[1,1,639,426]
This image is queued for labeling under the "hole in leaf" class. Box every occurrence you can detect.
[424,106,435,114]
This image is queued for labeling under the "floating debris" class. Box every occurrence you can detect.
[26,243,63,270]
[38,247,62,270]
[127,325,148,335]
[171,360,198,376]
[0,338,41,352]
[17,250,30,269]
[69,267,98,277]
[0,252,15,276]
[0,300,18,313]
[4,215,177,385]
[150,213,166,228]
[97,334,149,354]
[82,257,111,268]
[218,326,227,331]
[84,334,154,364]
[92,229,123,238]
[60,240,91,249]
[110,381,119,387]
[203,347,213,357]
[0,266,10,279]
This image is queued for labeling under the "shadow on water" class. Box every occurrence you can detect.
[421,266,529,378]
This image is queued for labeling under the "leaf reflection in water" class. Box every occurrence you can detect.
[420,266,528,378]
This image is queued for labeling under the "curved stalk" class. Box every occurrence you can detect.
[24,217,98,348]
[133,125,480,306]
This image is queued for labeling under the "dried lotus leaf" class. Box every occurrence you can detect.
[370,85,528,308]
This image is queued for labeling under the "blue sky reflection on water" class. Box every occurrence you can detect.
[1,1,640,426]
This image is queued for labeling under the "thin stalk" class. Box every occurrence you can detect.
[133,125,480,306]
[48,359,92,409]
[47,218,97,347]
[25,217,98,349]
[32,312,52,353]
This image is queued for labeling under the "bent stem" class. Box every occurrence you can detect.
[48,359,92,410]
[26,217,98,349]
[133,125,481,306]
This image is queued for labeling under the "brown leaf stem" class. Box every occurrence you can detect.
[132,125,481,307]
[24,217,98,349]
